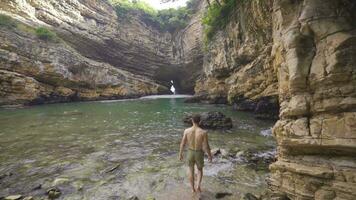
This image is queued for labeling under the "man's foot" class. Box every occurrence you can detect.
[196,186,202,193]
[191,188,196,193]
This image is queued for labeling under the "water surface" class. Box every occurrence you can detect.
[0,97,275,199]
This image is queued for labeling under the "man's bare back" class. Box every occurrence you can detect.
[179,115,212,193]
[185,126,207,151]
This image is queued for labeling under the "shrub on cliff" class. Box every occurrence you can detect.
[109,0,199,33]
[0,14,17,29]
[35,27,57,41]
[111,0,156,18]
[202,0,237,44]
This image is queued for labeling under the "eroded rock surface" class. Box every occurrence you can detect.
[0,0,204,106]
[268,0,356,199]
[183,111,233,129]
[194,0,279,119]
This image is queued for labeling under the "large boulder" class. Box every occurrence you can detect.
[183,111,233,129]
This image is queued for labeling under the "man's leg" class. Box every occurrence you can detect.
[196,168,203,192]
[188,165,195,193]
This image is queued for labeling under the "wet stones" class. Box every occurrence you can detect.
[52,178,69,186]
[232,96,279,120]
[127,196,139,200]
[215,192,232,199]
[4,195,22,200]
[212,147,276,170]
[47,187,61,199]
[0,172,13,180]
[241,149,276,170]
[183,111,233,130]
[242,193,259,200]
[2,195,34,200]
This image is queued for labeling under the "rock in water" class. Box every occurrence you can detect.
[242,193,259,200]
[183,111,233,129]
[47,187,61,199]
[53,177,69,186]
[4,195,22,200]
[128,196,139,200]
[215,192,232,199]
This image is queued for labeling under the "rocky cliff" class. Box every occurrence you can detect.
[0,0,203,106]
[267,0,356,199]
[194,0,279,119]
[1,0,356,198]
[192,0,356,199]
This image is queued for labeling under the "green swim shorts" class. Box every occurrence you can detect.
[187,149,204,169]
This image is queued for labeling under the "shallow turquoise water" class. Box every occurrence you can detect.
[0,97,275,199]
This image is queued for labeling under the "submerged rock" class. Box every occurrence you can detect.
[127,196,139,200]
[0,172,13,180]
[104,164,121,173]
[241,149,276,170]
[4,195,22,200]
[215,192,233,199]
[183,111,233,130]
[242,193,259,200]
[53,177,69,186]
[47,187,61,199]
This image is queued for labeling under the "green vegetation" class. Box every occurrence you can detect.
[109,0,199,33]
[0,14,17,29]
[110,0,156,17]
[35,27,57,41]
[0,14,57,42]
[202,0,238,44]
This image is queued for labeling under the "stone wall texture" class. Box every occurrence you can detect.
[194,0,279,118]
[1,0,355,198]
[268,0,356,199]
[0,0,204,106]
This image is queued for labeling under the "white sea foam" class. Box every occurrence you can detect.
[260,128,272,137]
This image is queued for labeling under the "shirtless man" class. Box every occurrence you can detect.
[179,114,212,193]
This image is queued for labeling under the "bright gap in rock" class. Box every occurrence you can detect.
[170,80,176,94]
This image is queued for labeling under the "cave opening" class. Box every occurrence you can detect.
[153,65,195,95]
[170,80,176,94]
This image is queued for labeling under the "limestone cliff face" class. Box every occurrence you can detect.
[0,0,203,106]
[193,0,356,198]
[171,1,205,93]
[194,0,279,118]
[268,0,356,199]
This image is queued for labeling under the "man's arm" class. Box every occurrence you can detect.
[179,130,187,161]
[203,131,212,162]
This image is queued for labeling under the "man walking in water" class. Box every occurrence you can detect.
[179,114,212,193]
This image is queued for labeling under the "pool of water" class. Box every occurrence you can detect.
[0,97,275,199]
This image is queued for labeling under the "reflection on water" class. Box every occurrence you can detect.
[0,98,275,199]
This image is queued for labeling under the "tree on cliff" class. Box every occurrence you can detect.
[161,0,221,7]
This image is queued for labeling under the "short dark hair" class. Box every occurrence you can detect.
[191,114,201,124]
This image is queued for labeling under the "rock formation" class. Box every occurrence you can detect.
[183,111,233,129]
[190,0,356,199]
[0,0,204,106]
[194,0,279,119]
[268,0,356,199]
[1,0,355,199]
